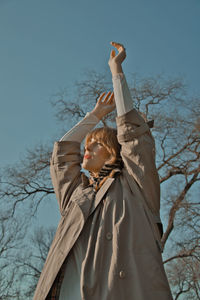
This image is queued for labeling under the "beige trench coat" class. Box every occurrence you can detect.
[33,109,173,300]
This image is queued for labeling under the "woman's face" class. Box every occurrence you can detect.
[82,138,112,175]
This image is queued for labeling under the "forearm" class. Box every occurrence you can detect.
[110,64,123,76]
[60,112,100,142]
[112,73,133,117]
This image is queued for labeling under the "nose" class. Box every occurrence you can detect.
[85,144,91,152]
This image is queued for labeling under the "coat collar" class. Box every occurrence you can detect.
[81,172,116,216]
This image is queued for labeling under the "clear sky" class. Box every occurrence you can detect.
[1,0,200,166]
[0,0,200,227]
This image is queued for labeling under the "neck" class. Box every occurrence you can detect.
[91,171,99,178]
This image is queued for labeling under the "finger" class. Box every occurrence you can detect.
[110,43,126,59]
[110,49,116,59]
[107,92,114,104]
[103,91,112,103]
[110,41,125,52]
[111,41,124,49]
[98,92,106,103]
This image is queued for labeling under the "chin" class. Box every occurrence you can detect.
[82,160,100,173]
[82,161,91,171]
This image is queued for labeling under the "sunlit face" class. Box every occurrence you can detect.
[82,138,112,175]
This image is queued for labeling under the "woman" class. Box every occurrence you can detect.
[33,42,173,300]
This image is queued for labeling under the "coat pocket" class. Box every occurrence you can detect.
[143,206,164,253]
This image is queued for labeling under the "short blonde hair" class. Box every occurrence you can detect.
[85,127,121,164]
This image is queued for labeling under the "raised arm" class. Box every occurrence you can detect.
[60,91,115,142]
[50,92,115,214]
[109,42,161,220]
[109,42,133,116]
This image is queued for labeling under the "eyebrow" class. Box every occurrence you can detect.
[84,141,103,149]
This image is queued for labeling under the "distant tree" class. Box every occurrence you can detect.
[0,71,199,299]
[12,226,56,299]
[0,214,25,299]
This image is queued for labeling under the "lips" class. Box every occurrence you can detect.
[84,155,91,159]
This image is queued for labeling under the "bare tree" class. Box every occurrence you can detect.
[0,214,25,299]
[0,71,199,298]
[166,251,200,300]
[10,226,55,300]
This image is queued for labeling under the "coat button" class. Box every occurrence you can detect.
[106,232,112,240]
[119,270,125,278]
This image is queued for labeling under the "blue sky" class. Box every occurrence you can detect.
[1,0,200,167]
[0,0,200,227]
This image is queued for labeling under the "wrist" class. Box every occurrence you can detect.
[109,63,123,76]
[90,109,103,120]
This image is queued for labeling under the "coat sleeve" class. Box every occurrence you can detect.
[50,141,82,214]
[116,109,161,220]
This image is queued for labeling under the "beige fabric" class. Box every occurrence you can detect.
[33,109,173,300]
[60,112,100,142]
[59,73,134,300]
[112,73,133,116]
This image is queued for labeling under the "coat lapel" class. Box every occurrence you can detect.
[89,177,115,215]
